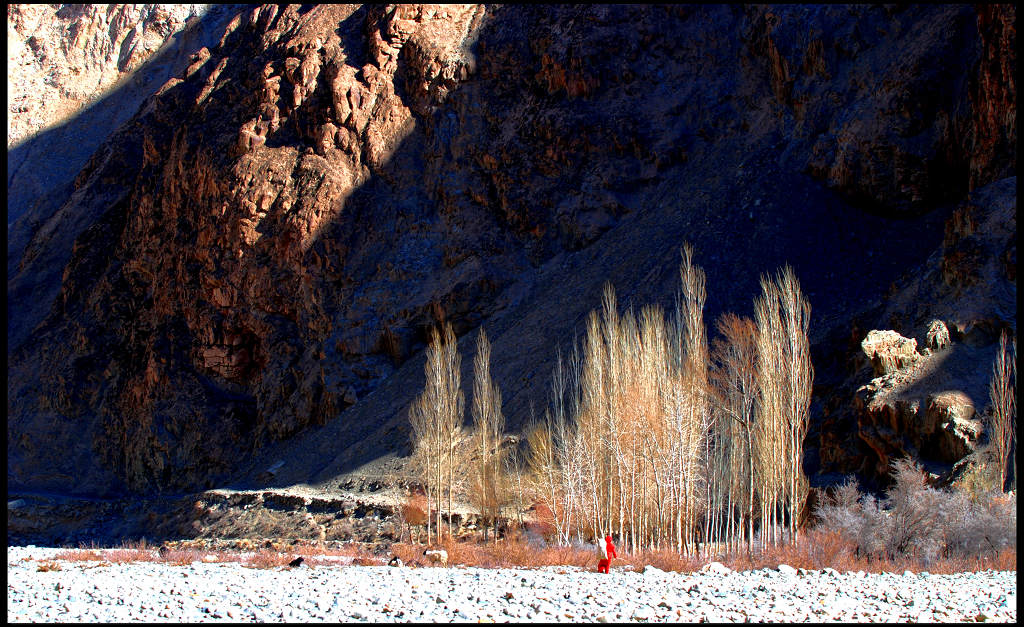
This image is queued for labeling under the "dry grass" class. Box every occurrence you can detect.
[30,529,1015,575]
[241,549,293,569]
[289,541,384,566]
[616,547,705,573]
[54,549,105,562]
[104,548,160,564]
[382,527,1015,575]
[54,540,158,564]
[164,549,208,566]
[691,528,1017,575]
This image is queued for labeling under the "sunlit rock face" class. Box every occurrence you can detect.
[7,4,211,149]
[7,5,1015,495]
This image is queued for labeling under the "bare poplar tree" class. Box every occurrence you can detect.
[678,243,709,555]
[712,315,761,557]
[711,313,759,555]
[776,266,813,540]
[471,328,506,542]
[408,393,436,544]
[754,277,785,549]
[988,329,1016,492]
[754,267,812,546]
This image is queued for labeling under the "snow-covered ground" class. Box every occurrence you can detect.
[7,546,1016,622]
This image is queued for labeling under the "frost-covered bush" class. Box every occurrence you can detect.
[882,459,943,561]
[816,458,1016,562]
[941,489,1016,558]
[816,479,882,558]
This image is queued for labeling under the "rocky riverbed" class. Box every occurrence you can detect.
[6,547,1016,622]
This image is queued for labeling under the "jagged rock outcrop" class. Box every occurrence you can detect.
[854,353,984,479]
[7,5,1016,498]
[861,329,920,376]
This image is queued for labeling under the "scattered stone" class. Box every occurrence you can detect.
[3,547,1015,622]
[700,562,731,576]
[423,549,448,566]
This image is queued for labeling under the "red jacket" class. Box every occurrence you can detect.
[605,535,617,559]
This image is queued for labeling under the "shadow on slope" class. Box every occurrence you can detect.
[8,5,246,351]
[6,5,987,513]
[233,138,954,492]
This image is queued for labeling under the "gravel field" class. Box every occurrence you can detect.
[7,546,1016,622]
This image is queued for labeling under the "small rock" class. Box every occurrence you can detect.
[632,606,654,620]
[700,561,731,575]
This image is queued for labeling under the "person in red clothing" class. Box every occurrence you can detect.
[596,534,617,573]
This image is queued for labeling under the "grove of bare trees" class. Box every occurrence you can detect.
[408,323,464,545]
[408,244,816,555]
[522,245,814,555]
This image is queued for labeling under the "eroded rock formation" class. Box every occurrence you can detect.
[861,330,920,377]
[819,177,1016,486]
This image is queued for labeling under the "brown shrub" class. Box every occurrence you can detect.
[165,549,206,566]
[525,503,557,542]
[617,547,704,574]
[242,549,291,569]
[104,548,158,564]
[36,560,62,572]
[402,493,428,527]
[54,549,104,562]
[388,542,427,567]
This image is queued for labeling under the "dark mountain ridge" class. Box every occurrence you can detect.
[7,5,1015,512]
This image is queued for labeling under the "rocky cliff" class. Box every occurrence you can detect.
[6,5,239,229]
[8,5,1016,499]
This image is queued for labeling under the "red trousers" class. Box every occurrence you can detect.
[597,558,610,573]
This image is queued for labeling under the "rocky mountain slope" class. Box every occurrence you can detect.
[7,4,1016,511]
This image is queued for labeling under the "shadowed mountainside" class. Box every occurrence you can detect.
[7,5,1015,503]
